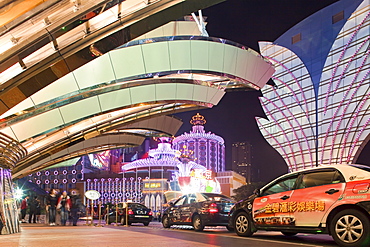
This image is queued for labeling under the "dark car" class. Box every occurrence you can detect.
[106,202,153,226]
[162,192,234,231]
[228,164,370,247]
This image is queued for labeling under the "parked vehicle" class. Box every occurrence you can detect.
[229,164,370,247]
[106,202,153,226]
[162,192,234,231]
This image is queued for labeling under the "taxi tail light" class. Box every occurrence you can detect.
[208,203,219,213]
[148,211,153,216]
[128,209,134,215]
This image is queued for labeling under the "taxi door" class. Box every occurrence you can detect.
[289,169,345,227]
[169,196,186,223]
[253,174,298,226]
[180,194,195,223]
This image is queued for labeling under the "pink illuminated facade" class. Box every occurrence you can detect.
[257,0,369,171]
[173,113,226,173]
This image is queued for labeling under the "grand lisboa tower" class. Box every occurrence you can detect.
[257,0,369,172]
[173,113,225,173]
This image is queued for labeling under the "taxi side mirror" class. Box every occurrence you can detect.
[253,189,261,197]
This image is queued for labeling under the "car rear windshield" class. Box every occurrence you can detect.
[349,164,370,173]
[202,193,233,202]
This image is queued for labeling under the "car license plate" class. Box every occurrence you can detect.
[224,205,231,212]
[135,215,149,218]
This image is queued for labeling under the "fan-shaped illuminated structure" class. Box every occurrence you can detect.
[257,0,369,171]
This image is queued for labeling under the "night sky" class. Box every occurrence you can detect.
[174,0,342,183]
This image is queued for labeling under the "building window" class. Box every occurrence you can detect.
[332,11,344,24]
[291,33,301,44]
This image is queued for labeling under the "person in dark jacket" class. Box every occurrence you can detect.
[69,189,83,226]
[46,189,58,226]
[28,196,40,223]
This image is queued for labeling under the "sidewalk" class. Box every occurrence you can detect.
[1,221,212,247]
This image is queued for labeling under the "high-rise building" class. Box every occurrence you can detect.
[173,113,225,173]
[231,142,252,183]
[257,0,369,171]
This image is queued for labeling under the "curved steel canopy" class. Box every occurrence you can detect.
[0,0,275,179]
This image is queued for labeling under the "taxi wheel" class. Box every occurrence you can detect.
[330,209,370,247]
[193,215,204,231]
[162,215,171,228]
[234,212,254,237]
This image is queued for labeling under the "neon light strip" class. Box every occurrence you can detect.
[269,75,311,122]
[339,90,370,163]
[347,117,370,163]
[256,117,294,171]
[338,57,370,163]
[331,36,370,99]
[323,11,370,114]
[272,87,314,167]
[262,96,306,168]
[342,90,369,157]
[259,98,298,170]
[265,56,309,116]
[320,47,370,163]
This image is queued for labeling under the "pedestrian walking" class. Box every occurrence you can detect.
[28,196,40,223]
[35,197,42,223]
[46,189,58,226]
[69,189,83,226]
[20,196,29,223]
[57,191,71,226]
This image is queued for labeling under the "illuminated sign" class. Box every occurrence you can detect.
[179,169,221,194]
[263,201,325,214]
[144,183,162,189]
[142,179,167,192]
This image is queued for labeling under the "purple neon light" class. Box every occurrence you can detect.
[259,99,298,170]
[272,86,314,167]
[261,96,306,168]
[265,56,309,116]
[335,53,370,163]
[347,117,370,163]
[323,11,370,114]
[340,91,370,163]
[320,47,370,163]
[331,36,370,99]
[256,117,294,171]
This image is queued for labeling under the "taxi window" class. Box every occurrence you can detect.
[174,196,186,206]
[261,175,298,196]
[186,194,197,204]
[298,170,344,189]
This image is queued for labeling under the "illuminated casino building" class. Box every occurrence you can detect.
[257,0,369,172]
[0,0,272,234]
[172,113,225,172]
